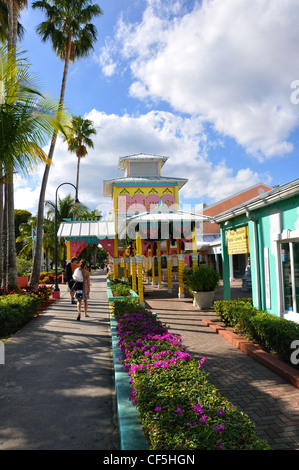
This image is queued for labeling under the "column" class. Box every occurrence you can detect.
[167,255,172,293]
[131,257,137,293]
[146,256,150,283]
[136,232,144,305]
[177,253,185,298]
[192,226,198,270]
[136,255,144,305]
[113,258,119,280]
[151,244,156,285]
[157,241,162,288]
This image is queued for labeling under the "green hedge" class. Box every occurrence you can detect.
[0,294,40,337]
[214,299,299,369]
[113,299,270,450]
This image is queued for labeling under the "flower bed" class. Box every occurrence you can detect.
[112,299,270,450]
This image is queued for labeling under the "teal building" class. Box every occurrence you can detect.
[214,178,299,324]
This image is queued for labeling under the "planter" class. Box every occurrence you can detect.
[193,290,216,310]
[18,276,29,288]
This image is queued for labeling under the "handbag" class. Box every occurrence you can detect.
[71,281,83,292]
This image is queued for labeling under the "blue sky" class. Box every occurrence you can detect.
[15,0,299,218]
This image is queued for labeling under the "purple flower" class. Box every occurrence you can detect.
[218,408,224,416]
[155,406,161,412]
[175,407,182,414]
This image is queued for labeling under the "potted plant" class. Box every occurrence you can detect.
[184,265,219,310]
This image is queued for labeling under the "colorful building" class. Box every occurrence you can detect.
[214,178,299,324]
[58,153,211,304]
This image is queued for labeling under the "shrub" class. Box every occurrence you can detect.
[112,283,131,297]
[0,294,40,337]
[184,266,219,293]
[214,299,299,369]
[112,299,270,450]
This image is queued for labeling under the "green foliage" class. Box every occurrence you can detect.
[0,294,40,337]
[184,266,219,292]
[16,257,32,276]
[214,299,299,369]
[112,283,131,297]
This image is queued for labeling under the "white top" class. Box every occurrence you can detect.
[73,267,83,283]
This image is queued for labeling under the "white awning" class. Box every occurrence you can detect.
[57,220,115,240]
[118,210,214,240]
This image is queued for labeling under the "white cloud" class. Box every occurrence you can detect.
[15,110,267,214]
[106,0,299,160]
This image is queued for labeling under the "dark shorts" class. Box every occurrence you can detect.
[68,279,75,289]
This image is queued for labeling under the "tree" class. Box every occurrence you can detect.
[0,46,67,289]
[0,1,25,44]
[1,0,27,289]
[30,0,103,288]
[45,193,88,265]
[64,115,96,200]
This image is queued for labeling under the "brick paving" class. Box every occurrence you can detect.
[144,280,299,450]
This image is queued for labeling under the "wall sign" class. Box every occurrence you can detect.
[226,226,249,255]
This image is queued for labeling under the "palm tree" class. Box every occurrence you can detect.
[0,1,25,44]
[45,193,88,266]
[1,0,27,289]
[0,46,67,289]
[64,115,96,200]
[30,0,103,288]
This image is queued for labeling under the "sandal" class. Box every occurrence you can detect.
[76,315,81,321]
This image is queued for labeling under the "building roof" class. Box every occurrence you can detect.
[103,176,188,197]
[213,178,299,223]
[117,153,169,171]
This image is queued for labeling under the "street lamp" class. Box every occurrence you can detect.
[53,182,80,298]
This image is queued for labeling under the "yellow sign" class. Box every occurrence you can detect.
[227,226,249,255]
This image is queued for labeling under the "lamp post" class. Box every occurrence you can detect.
[53,182,80,299]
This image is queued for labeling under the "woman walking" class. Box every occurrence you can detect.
[73,259,90,321]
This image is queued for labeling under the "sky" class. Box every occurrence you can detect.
[14,0,299,219]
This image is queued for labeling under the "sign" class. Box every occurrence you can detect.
[227,226,249,255]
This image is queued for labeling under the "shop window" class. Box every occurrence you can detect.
[281,241,299,313]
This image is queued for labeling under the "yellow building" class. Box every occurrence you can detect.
[58,153,210,304]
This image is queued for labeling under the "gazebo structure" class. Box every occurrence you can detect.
[58,153,212,304]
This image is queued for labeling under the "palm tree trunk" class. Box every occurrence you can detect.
[75,155,81,201]
[30,42,71,288]
[0,169,3,286]
[6,171,17,290]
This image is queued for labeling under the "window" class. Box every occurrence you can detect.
[281,241,299,314]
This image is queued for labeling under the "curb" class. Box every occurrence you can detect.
[109,315,148,450]
[202,318,299,389]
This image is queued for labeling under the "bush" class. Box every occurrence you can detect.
[214,299,299,369]
[0,294,40,337]
[184,266,219,293]
[112,299,270,450]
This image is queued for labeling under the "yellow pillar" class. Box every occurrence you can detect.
[66,240,71,260]
[192,226,198,270]
[131,257,137,293]
[135,232,144,304]
[151,244,156,285]
[167,255,172,293]
[157,241,162,288]
[146,256,150,283]
[177,254,185,298]
[113,236,119,279]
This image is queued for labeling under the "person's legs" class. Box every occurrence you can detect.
[76,299,81,320]
[84,299,89,317]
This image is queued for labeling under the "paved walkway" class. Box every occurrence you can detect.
[144,280,299,450]
[0,270,119,450]
[1,272,299,451]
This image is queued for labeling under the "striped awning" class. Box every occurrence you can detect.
[57,220,115,241]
